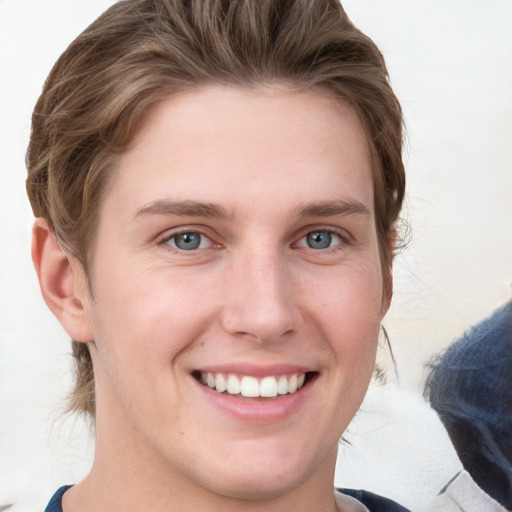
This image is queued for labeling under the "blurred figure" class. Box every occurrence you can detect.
[425,301,512,510]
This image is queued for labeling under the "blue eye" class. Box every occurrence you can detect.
[307,231,332,249]
[167,232,210,251]
[297,230,342,250]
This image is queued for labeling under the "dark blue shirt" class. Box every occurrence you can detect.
[45,485,410,511]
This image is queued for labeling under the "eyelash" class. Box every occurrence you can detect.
[294,227,350,253]
[159,229,216,252]
[157,226,351,254]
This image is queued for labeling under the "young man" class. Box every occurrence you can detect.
[27,1,408,510]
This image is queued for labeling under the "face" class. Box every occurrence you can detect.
[79,85,388,503]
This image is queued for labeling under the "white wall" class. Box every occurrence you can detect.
[1,1,511,509]
[344,0,512,385]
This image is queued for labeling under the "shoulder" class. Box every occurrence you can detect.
[337,488,411,512]
[44,486,71,512]
[429,470,508,512]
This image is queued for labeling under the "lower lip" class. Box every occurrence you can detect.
[193,375,316,424]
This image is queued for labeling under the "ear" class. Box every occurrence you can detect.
[32,219,94,342]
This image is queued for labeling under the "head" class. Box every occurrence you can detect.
[425,302,512,509]
[27,0,405,499]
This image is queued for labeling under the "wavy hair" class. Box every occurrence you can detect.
[26,0,405,419]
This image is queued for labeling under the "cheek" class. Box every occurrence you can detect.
[89,264,217,361]
[306,260,384,330]
[304,261,384,373]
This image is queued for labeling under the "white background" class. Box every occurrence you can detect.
[1,0,511,510]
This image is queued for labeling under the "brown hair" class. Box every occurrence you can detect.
[26,0,405,419]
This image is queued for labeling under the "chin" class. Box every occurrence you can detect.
[194,438,332,501]
[206,467,309,502]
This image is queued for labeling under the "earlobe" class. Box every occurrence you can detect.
[32,219,94,342]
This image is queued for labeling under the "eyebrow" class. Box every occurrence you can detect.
[133,198,370,222]
[293,199,371,219]
[133,200,237,221]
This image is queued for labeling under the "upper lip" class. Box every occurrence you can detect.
[191,363,316,377]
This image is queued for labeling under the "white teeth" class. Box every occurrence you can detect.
[277,375,288,395]
[215,373,227,393]
[288,374,298,393]
[226,374,241,395]
[240,376,259,397]
[198,372,307,397]
[260,376,278,398]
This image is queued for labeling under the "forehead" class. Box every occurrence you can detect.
[106,85,374,219]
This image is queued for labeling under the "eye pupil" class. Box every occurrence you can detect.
[174,232,201,250]
[307,231,332,249]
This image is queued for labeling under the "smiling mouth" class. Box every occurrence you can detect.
[193,371,316,398]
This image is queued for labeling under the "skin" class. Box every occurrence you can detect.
[33,85,390,512]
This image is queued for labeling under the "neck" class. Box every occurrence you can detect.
[63,433,344,512]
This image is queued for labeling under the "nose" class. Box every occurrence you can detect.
[220,250,298,343]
